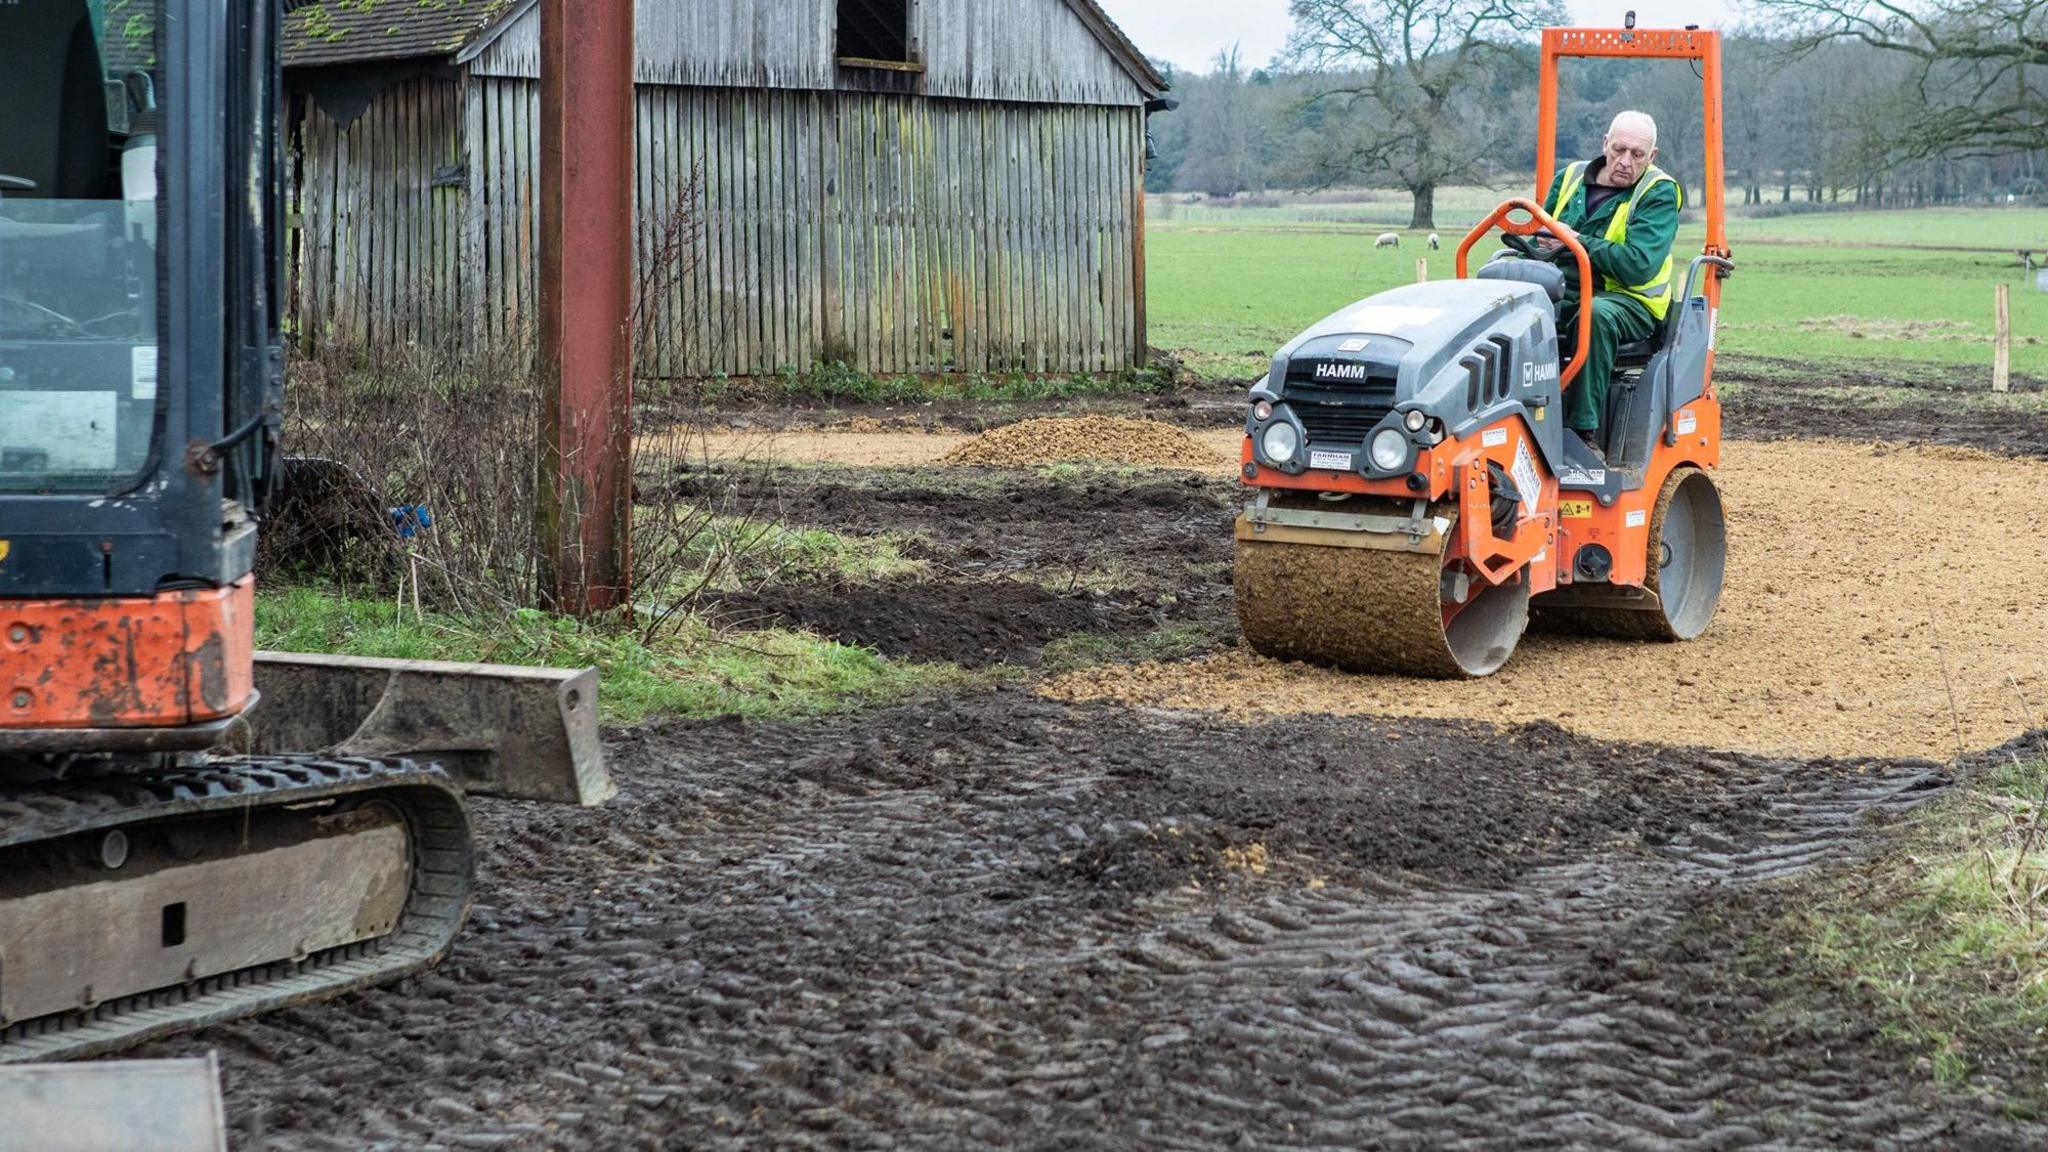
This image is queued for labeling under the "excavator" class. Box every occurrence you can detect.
[1236,22,1733,677]
[0,0,608,1100]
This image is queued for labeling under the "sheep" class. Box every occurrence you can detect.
[1374,232,1401,250]
[1427,232,1441,250]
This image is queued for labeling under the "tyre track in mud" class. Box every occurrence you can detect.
[150,695,2040,1150]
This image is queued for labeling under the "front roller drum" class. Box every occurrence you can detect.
[1235,517,1530,679]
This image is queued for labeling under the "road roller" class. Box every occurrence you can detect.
[1235,23,1734,678]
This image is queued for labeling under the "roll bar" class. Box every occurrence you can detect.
[1456,198,1596,389]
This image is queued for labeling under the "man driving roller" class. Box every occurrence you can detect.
[1533,110,1682,463]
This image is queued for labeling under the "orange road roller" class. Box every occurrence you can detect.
[1235,25,1735,678]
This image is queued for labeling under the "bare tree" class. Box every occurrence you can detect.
[1749,0,2048,158]
[1174,47,1275,198]
[1283,0,1565,228]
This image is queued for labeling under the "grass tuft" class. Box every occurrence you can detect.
[1040,623,1220,675]
[256,585,987,725]
[1761,751,2048,1094]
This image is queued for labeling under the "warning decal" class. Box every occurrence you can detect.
[1510,439,1541,517]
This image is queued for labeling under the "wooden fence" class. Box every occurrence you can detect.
[292,76,1147,376]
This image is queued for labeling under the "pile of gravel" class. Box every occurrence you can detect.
[940,417,1225,468]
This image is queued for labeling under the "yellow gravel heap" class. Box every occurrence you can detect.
[940,417,1226,469]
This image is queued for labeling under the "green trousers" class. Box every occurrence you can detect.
[1557,292,1656,433]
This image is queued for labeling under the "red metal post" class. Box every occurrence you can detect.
[537,0,636,615]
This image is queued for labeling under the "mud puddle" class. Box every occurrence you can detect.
[151,693,2039,1149]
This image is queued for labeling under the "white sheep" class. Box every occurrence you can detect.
[1374,232,1401,250]
[1427,232,1441,250]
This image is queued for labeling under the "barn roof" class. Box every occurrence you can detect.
[281,0,517,69]
[283,0,1165,96]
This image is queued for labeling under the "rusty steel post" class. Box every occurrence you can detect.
[537,0,636,615]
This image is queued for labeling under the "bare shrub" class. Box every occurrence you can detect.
[269,334,544,618]
[271,180,793,631]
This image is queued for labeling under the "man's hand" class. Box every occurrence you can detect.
[1531,221,1580,258]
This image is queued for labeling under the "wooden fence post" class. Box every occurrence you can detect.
[1415,259,1428,284]
[1993,283,2011,394]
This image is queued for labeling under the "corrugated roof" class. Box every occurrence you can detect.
[283,0,1166,95]
[282,0,515,69]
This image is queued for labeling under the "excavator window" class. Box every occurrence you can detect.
[0,0,163,494]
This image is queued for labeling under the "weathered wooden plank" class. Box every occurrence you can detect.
[485,81,510,349]
[818,89,841,366]
[796,90,817,366]
[856,96,877,373]
[1097,103,1114,373]
[972,102,992,373]
[1129,107,1147,368]
[460,81,479,354]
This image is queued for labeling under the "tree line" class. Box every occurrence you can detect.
[1147,0,2048,228]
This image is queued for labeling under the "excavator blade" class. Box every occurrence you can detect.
[243,652,614,806]
[0,1057,227,1152]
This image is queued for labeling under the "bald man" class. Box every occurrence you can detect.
[1533,111,1683,463]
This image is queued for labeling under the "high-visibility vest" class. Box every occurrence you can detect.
[1550,162,1682,320]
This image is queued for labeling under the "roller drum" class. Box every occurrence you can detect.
[1235,515,1530,679]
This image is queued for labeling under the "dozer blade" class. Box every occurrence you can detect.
[0,1056,227,1152]
[1235,513,1529,679]
[243,652,614,806]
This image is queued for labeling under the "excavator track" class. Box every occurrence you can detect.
[0,758,472,1063]
[1235,511,1531,679]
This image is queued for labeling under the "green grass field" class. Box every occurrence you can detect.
[1148,196,2048,383]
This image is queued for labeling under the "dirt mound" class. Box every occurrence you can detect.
[939,417,1227,468]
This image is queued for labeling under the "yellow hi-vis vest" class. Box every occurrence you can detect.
[1550,162,1682,320]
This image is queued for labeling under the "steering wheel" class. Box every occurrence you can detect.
[1500,229,1571,263]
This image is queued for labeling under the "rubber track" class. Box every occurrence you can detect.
[1236,530,1465,677]
[0,757,473,1063]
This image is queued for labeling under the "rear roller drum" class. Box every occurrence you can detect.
[1235,514,1530,679]
[1537,466,1727,641]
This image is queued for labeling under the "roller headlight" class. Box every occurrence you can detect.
[1404,409,1427,433]
[1370,428,1410,471]
[1260,421,1300,464]
[1253,400,1275,422]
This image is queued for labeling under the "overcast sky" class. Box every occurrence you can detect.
[1097,0,1748,75]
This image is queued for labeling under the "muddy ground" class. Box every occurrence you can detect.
[693,466,1241,668]
[157,694,2043,1149]
[151,363,2048,1147]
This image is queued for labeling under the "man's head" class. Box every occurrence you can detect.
[1601,111,1659,186]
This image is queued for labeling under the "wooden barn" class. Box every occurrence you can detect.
[283,0,1168,378]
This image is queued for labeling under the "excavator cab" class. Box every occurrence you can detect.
[1,0,279,738]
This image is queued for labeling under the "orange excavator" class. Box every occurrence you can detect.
[1235,23,1734,676]
[0,0,608,1080]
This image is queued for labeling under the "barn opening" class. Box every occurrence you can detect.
[837,0,911,64]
